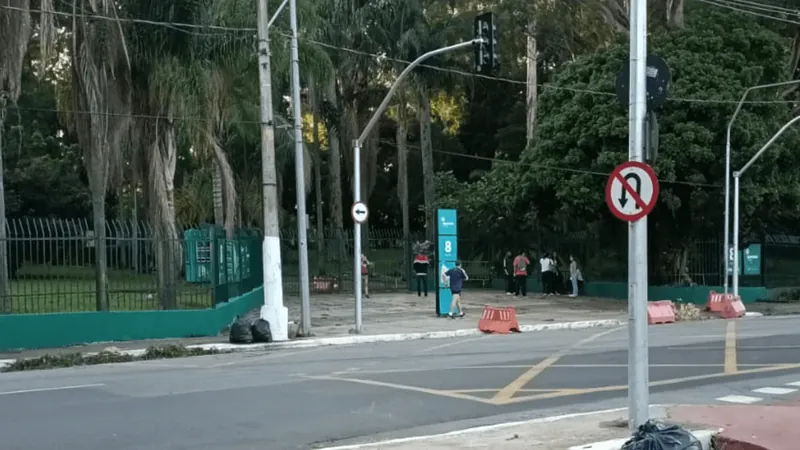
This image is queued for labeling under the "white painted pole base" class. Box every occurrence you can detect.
[261,236,289,341]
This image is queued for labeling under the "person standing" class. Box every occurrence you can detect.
[552,251,564,294]
[513,251,530,297]
[444,261,468,318]
[569,255,579,297]
[503,251,515,295]
[540,252,553,296]
[413,251,430,297]
[361,253,372,299]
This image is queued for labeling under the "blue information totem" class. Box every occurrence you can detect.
[436,209,459,316]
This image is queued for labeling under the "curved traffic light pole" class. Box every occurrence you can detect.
[350,39,482,334]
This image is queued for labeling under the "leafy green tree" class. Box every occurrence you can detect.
[459,6,800,281]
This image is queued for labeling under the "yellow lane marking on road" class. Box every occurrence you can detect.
[499,363,800,405]
[491,327,621,405]
[301,375,496,404]
[450,388,581,394]
[724,321,738,374]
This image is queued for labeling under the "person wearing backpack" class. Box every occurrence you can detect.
[513,250,530,297]
[444,261,468,318]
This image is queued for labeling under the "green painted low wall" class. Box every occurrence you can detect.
[0,287,264,352]
[488,278,767,304]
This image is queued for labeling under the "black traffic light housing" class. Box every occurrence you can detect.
[474,12,498,74]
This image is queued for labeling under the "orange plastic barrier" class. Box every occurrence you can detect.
[706,291,731,312]
[720,295,746,319]
[478,305,521,334]
[647,300,676,325]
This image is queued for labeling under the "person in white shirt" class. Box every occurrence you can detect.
[569,255,579,297]
[539,252,553,296]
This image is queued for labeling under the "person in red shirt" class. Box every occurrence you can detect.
[413,252,430,296]
[513,251,530,297]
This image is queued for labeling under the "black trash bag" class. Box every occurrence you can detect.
[251,318,272,343]
[621,420,702,450]
[229,316,254,344]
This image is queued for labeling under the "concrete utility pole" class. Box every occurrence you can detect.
[628,0,649,430]
[288,0,312,336]
[257,0,288,341]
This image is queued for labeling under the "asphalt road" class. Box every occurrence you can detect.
[3,316,800,450]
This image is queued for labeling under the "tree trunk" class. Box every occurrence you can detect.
[0,107,9,312]
[666,0,685,28]
[212,162,224,226]
[417,87,435,241]
[324,78,345,262]
[149,120,179,309]
[525,22,538,145]
[396,95,411,287]
[309,80,325,271]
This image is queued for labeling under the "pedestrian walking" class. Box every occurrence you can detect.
[503,251,515,295]
[569,255,579,297]
[540,252,554,296]
[361,253,372,298]
[513,250,530,297]
[444,261,468,318]
[413,251,430,297]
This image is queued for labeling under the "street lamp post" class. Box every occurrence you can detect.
[732,114,800,296]
[723,80,800,293]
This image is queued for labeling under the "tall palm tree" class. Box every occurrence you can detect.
[66,0,133,311]
[0,0,55,311]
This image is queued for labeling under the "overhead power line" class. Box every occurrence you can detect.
[2,3,798,105]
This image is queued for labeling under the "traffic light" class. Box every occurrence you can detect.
[474,12,498,74]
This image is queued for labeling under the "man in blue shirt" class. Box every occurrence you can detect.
[444,261,468,318]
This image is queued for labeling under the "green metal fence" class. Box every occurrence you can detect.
[5,217,800,312]
[1,218,262,314]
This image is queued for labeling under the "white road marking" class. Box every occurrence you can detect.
[786,381,800,387]
[0,383,105,396]
[716,395,762,404]
[752,387,798,395]
[417,336,485,353]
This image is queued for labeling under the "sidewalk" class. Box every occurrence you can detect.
[291,289,627,337]
[318,406,717,450]
[670,403,800,449]
[0,290,627,360]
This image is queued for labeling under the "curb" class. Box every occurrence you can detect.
[568,429,720,450]
[315,407,629,450]
[190,318,626,353]
[314,406,720,450]
[0,318,625,371]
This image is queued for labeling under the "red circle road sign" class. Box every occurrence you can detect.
[605,161,660,222]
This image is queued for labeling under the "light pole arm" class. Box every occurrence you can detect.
[267,0,289,28]
[738,114,800,176]
[727,80,800,140]
[357,39,480,146]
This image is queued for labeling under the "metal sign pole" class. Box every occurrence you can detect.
[352,140,363,334]
[628,0,649,430]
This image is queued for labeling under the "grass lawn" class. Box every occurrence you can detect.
[8,265,212,314]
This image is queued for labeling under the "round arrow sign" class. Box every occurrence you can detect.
[351,201,369,224]
[605,161,659,222]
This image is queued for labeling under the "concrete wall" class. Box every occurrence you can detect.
[0,287,264,352]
